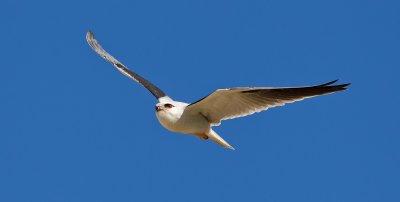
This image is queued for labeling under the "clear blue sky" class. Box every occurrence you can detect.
[1,0,399,201]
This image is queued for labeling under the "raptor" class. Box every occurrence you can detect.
[86,31,350,150]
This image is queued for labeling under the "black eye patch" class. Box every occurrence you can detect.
[164,103,174,108]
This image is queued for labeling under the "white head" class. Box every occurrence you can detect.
[155,96,186,118]
[155,102,177,113]
[155,101,187,116]
[155,99,189,131]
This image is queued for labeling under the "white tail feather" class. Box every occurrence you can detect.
[206,130,235,150]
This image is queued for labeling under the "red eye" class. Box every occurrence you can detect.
[164,103,174,108]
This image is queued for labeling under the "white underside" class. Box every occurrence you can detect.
[155,98,234,149]
[156,105,210,134]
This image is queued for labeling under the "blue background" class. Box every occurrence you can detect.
[1,0,399,201]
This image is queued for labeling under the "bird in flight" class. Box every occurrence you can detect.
[86,31,350,150]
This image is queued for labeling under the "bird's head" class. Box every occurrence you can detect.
[155,103,175,112]
[155,101,188,118]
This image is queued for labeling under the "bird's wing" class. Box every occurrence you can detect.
[86,31,167,100]
[184,80,350,126]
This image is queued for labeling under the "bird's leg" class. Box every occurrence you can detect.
[194,133,209,140]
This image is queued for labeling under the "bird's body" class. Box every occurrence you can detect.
[86,31,350,150]
[155,98,233,148]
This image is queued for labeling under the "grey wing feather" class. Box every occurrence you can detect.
[184,80,350,126]
[86,31,167,99]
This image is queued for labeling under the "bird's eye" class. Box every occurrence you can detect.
[164,103,174,108]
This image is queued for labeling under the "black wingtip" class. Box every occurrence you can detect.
[329,83,351,93]
[317,79,338,87]
[342,83,351,87]
[339,83,351,90]
[316,80,351,91]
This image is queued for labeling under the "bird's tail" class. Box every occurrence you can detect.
[206,130,235,150]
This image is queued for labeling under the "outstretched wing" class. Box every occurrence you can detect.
[86,31,167,100]
[184,80,350,126]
